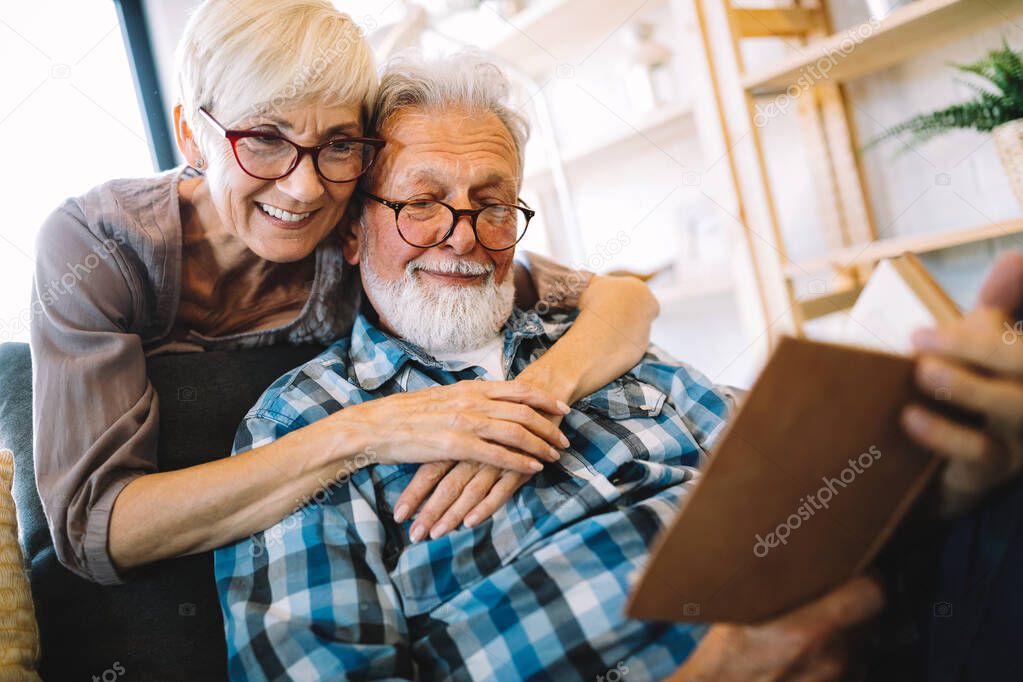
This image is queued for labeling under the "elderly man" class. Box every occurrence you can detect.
[215,54,1022,681]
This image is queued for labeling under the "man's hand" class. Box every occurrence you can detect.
[668,577,884,681]
[394,462,530,541]
[903,252,1023,517]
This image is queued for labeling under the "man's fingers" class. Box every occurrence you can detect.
[916,354,1023,425]
[429,465,503,539]
[408,462,479,542]
[394,461,454,523]
[912,309,1023,378]
[781,577,885,633]
[901,404,992,463]
[978,251,1023,316]
[464,471,530,528]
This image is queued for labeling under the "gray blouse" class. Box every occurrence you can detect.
[30,165,587,585]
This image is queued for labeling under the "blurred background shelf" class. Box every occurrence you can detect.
[743,0,1023,95]
[481,0,669,73]
[525,100,695,184]
[784,218,1023,276]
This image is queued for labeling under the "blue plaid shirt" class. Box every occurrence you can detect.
[214,309,732,681]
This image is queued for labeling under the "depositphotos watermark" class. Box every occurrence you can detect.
[0,234,127,342]
[753,445,882,558]
[753,16,881,127]
[595,660,629,682]
[249,446,377,557]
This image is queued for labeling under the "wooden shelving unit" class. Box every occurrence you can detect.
[785,218,1023,276]
[692,0,1023,339]
[743,0,1023,94]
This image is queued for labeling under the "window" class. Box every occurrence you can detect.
[0,0,153,343]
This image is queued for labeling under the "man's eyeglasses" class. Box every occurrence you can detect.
[198,108,385,183]
[361,191,535,252]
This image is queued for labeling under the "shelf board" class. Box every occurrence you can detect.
[784,218,1023,277]
[482,0,668,73]
[524,101,695,184]
[743,0,1023,95]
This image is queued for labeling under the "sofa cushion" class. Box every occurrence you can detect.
[0,449,41,681]
[0,342,324,681]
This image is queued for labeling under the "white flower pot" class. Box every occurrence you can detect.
[993,119,1023,211]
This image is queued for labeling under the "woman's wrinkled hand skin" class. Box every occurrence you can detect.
[380,380,572,541]
[903,252,1023,518]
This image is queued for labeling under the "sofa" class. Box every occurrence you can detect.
[0,341,324,681]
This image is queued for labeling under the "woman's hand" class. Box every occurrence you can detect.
[903,252,1023,517]
[339,379,570,475]
[389,371,575,541]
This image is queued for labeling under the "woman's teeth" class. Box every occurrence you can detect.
[258,202,313,222]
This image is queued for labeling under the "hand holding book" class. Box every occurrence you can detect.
[904,251,1023,518]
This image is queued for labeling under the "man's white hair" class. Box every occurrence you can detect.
[369,51,531,182]
[175,0,378,149]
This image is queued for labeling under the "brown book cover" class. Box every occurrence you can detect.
[626,255,957,624]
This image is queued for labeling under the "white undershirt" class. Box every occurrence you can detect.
[432,334,506,380]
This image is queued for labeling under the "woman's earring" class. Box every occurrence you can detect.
[194,158,205,169]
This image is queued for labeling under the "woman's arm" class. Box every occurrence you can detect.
[517,272,660,404]
[108,380,567,573]
[32,206,567,582]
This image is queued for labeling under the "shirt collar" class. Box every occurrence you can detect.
[348,308,550,390]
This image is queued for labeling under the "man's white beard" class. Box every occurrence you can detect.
[360,244,515,355]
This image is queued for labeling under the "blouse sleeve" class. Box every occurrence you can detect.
[513,251,594,312]
[30,202,157,585]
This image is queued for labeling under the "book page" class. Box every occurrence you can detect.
[840,260,939,356]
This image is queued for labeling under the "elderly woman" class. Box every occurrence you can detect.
[31,0,658,586]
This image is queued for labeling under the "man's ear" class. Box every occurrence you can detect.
[173,104,203,166]
[342,216,363,265]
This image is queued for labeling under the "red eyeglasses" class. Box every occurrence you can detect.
[198,107,385,183]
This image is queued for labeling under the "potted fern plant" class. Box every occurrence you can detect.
[866,39,1023,207]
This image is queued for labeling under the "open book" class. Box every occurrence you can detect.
[626,254,959,624]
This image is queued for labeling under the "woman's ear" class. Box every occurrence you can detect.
[173,104,203,167]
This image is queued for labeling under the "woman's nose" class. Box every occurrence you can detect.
[276,154,325,204]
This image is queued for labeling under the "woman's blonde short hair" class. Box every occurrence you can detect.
[175,0,378,146]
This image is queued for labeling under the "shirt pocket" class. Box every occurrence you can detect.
[564,376,669,480]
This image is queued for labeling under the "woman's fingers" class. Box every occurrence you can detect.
[453,434,545,474]
[916,354,1023,426]
[484,380,571,416]
[480,400,570,450]
[456,412,561,463]
[393,461,454,523]
[464,471,530,529]
[428,465,504,539]
[407,461,479,542]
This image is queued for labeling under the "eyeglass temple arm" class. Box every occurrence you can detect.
[198,107,227,136]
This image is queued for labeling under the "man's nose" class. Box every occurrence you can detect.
[443,212,479,255]
[275,153,325,204]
